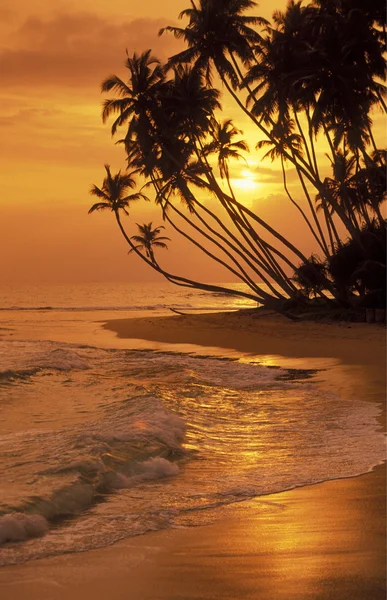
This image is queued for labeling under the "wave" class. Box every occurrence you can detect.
[0,304,167,312]
[0,368,39,384]
[0,403,186,548]
[0,341,385,566]
[0,343,89,381]
[0,303,253,313]
[0,458,180,546]
[0,300,256,313]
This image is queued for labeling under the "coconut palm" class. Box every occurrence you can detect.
[95,1,385,313]
[89,165,149,257]
[101,50,169,182]
[101,50,166,135]
[298,1,384,146]
[315,150,373,233]
[160,0,267,88]
[161,65,221,141]
[205,119,248,181]
[154,159,210,214]
[89,165,147,216]
[129,222,170,263]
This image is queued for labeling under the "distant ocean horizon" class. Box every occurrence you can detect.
[0,281,385,566]
[0,281,258,314]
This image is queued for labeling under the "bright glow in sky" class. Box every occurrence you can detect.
[232,169,261,192]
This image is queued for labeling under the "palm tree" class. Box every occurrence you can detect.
[161,65,221,142]
[154,158,210,214]
[159,0,267,88]
[101,50,168,181]
[89,165,149,252]
[89,168,266,305]
[162,5,321,272]
[315,150,370,234]
[89,165,147,216]
[205,119,248,182]
[298,1,384,147]
[101,50,166,135]
[129,223,170,263]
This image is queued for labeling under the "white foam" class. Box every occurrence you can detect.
[0,339,385,567]
[0,514,48,544]
[138,457,180,479]
[0,340,88,374]
[104,458,179,489]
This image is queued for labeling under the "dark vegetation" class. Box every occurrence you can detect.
[89,0,386,319]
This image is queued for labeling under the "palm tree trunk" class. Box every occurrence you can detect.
[280,154,328,257]
[152,158,297,299]
[166,203,284,300]
[225,192,310,264]
[305,109,342,250]
[196,185,300,297]
[220,73,321,190]
[149,111,311,270]
[188,141,311,265]
[189,139,281,275]
[293,108,316,179]
[114,211,277,304]
[292,152,331,256]
[226,196,299,296]
[192,202,277,285]
[376,89,387,113]
[306,108,320,179]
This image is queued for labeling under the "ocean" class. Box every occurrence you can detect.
[0,282,385,566]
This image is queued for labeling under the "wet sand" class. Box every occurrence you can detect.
[0,311,385,599]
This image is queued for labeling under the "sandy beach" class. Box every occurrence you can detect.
[0,310,385,600]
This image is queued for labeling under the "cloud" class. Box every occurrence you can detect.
[0,8,15,22]
[253,165,281,183]
[0,12,181,89]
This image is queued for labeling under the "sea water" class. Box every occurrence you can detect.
[0,282,385,566]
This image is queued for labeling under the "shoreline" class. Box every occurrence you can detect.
[0,311,385,599]
[102,309,386,364]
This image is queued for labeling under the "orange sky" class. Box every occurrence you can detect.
[0,1,384,284]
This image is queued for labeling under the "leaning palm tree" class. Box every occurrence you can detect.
[159,0,267,88]
[206,118,249,183]
[129,223,170,264]
[89,165,149,246]
[162,65,221,142]
[101,50,166,135]
[89,166,264,304]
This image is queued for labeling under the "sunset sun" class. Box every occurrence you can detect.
[231,168,260,192]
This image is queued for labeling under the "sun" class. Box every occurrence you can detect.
[231,169,260,191]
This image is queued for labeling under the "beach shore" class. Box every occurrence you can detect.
[0,311,385,600]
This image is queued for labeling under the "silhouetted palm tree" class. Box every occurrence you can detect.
[101,50,169,179]
[205,119,248,182]
[160,0,267,88]
[315,151,375,234]
[89,165,147,215]
[89,165,149,256]
[129,222,170,263]
[95,0,385,312]
[101,50,166,135]
[162,65,221,141]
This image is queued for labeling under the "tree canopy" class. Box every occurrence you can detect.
[90,0,386,315]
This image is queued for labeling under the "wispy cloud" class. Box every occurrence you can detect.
[0,12,181,88]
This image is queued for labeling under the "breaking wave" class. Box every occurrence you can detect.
[0,339,385,565]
